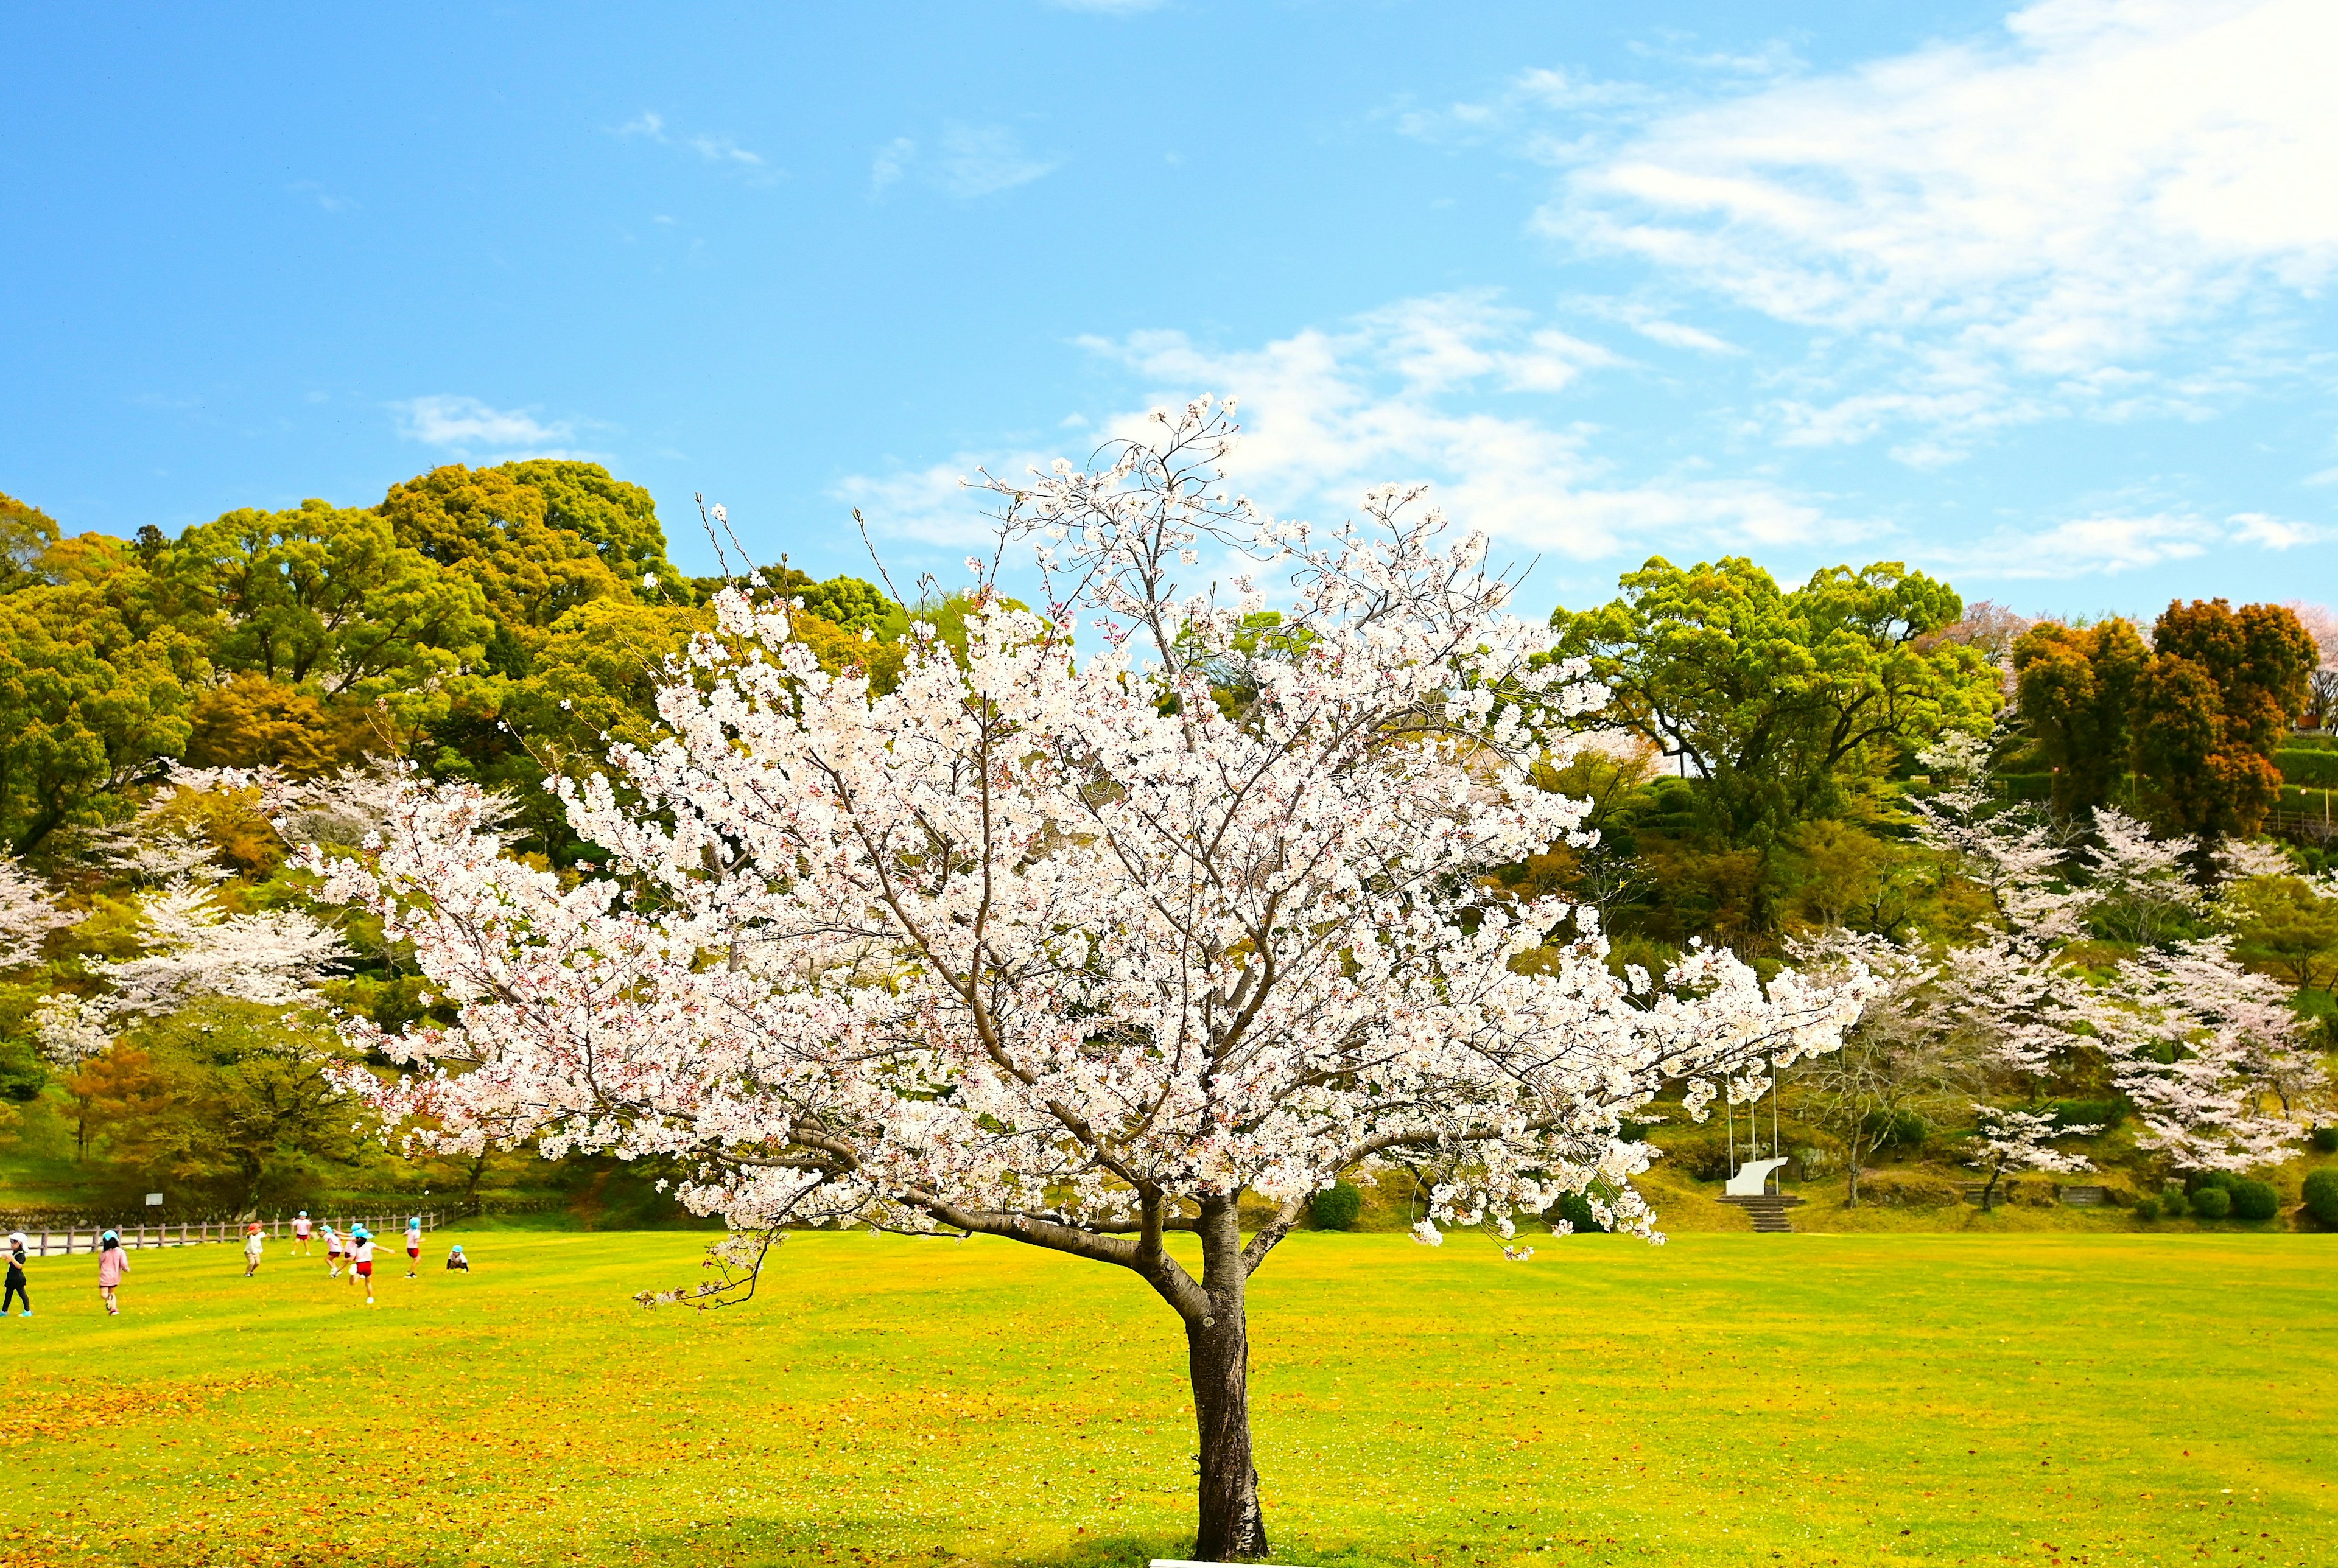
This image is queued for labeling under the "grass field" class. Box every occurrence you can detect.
[4,1230,2329,1568]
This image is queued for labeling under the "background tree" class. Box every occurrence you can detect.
[376,461,672,646]
[168,499,492,703]
[1548,555,1998,919]
[2220,873,2338,994]
[318,408,1866,1559]
[0,491,60,593]
[2010,618,2150,816]
[2133,599,2317,838]
[1785,936,1973,1206]
[2280,600,2337,730]
[0,576,206,853]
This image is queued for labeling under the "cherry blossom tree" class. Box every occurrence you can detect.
[2083,937,2326,1172]
[0,856,69,970]
[315,403,1869,1558]
[1909,764,2093,1079]
[1784,933,1975,1207]
[2082,807,2201,947]
[1965,1104,2099,1211]
[93,878,347,1017]
[32,992,111,1070]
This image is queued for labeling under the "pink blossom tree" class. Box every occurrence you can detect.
[0,856,69,971]
[1964,1104,2099,1211]
[317,404,1866,1558]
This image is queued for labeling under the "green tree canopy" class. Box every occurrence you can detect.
[1548,557,1998,847]
[168,499,493,699]
[377,463,638,637]
[0,578,207,853]
[0,491,60,593]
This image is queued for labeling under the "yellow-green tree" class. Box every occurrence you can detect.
[169,499,492,700]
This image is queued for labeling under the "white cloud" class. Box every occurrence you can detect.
[1064,293,1862,562]
[616,111,775,178]
[392,396,589,461]
[834,456,1031,551]
[1526,0,2338,455]
[934,124,1058,199]
[869,125,1059,201]
[1927,509,2321,579]
[839,294,1857,566]
[871,137,915,194]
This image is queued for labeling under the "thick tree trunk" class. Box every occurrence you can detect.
[1187,1199,1268,1561]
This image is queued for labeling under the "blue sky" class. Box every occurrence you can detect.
[5,0,2335,620]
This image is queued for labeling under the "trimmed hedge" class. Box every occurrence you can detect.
[2190,1186,2233,1220]
[2280,733,2337,751]
[2278,749,2338,788]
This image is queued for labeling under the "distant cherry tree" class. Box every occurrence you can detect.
[317,404,1867,1558]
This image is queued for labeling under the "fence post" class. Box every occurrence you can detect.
[38,1228,47,1259]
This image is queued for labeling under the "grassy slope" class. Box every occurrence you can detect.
[4,1230,2329,1568]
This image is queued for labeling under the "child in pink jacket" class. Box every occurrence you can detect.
[96,1230,130,1315]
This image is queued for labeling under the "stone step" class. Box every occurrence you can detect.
[1716,1194,1803,1234]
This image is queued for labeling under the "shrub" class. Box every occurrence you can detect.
[1666,1136,1734,1183]
[2301,1169,2338,1226]
[1859,1171,1962,1209]
[2190,1186,2232,1220]
[1859,1108,1929,1149]
[2277,749,2338,788]
[2051,1097,2126,1131]
[1655,785,1695,817]
[2185,1169,2239,1197]
[1309,1181,1363,1231]
[1556,1191,1610,1234]
[2133,1196,2161,1222]
[2229,1178,2279,1222]
[2311,1126,2338,1154]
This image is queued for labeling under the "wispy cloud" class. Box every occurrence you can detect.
[841,292,1864,566]
[870,136,916,194]
[287,180,357,215]
[392,395,594,462]
[869,124,1060,201]
[616,111,779,180]
[935,124,1058,199]
[1452,1,2338,461]
[1926,511,2322,580]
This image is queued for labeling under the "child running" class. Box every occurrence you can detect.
[96,1230,129,1315]
[350,1225,376,1306]
[405,1216,421,1279]
[243,1222,265,1278]
[292,1211,313,1257]
[5,1231,28,1317]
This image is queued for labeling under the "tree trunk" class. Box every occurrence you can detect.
[1187,1199,1268,1561]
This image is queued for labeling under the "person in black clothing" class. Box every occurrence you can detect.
[4,1231,28,1317]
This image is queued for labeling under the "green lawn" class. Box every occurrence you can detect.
[4,1230,2329,1567]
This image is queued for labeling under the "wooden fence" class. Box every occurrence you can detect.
[15,1211,443,1258]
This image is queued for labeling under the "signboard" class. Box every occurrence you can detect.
[144,1192,163,1206]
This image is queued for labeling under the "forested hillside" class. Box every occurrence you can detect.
[0,464,911,1220]
[2,465,2335,1231]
